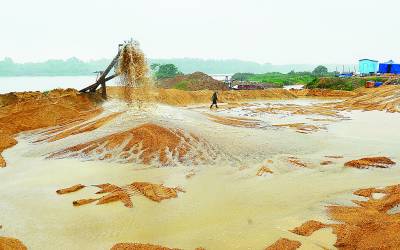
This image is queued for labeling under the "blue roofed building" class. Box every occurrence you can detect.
[359,59,379,75]
[379,60,400,74]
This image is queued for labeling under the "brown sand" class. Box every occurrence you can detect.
[129,182,184,202]
[290,89,356,98]
[44,112,123,142]
[334,85,400,113]
[256,104,341,118]
[0,89,101,167]
[291,184,400,249]
[56,184,86,195]
[49,123,213,166]
[206,114,260,128]
[66,181,183,208]
[290,220,327,236]
[116,42,153,105]
[320,160,333,166]
[111,243,181,250]
[288,157,308,168]
[344,156,396,169]
[73,199,98,206]
[159,71,228,91]
[265,238,301,250]
[107,87,298,106]
[273,123,321,133]
[353,188,381,198]
[256,166,273,176]
[97,190,133,208]
[0,236,27,250]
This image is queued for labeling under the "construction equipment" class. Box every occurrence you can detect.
[79,40,134,99]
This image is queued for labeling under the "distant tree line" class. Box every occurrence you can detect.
[0,57,356,76]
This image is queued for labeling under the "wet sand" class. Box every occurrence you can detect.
[1,96,400,249]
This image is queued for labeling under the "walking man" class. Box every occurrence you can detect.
[210,91,219,109]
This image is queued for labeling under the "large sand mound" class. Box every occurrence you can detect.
[159,72,228,91]
[49,123,218,166]
[0,89,101,167]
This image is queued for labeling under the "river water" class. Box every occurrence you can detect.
[0,76,120,94]
[0,75,230,94]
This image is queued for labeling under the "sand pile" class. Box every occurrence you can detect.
[265,238,301,250]
[159,72,229,91]
[111,243,181,250]
[0,236,27,250]
[334,85,400,113]
[344,156,396,169]
[49,123,217,166]
[0,89,101,167]
[58,181,183,208]
[116,42,153,106]
[290,184,400,249]
[107,87,297,106]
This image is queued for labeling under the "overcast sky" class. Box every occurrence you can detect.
[1,0,399,64]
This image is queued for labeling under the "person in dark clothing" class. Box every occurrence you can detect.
[210,91,218,109]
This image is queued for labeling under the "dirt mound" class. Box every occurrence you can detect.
[59,181,183,208]
[0,89,101,167]
[0,236,27,250]
[344,156,396,169]
[111,243,181,250]
[290,184,400,249]
[49,123,217,166]
[159,72,228,91]
[334,85,400,113]
[265,238,301,250]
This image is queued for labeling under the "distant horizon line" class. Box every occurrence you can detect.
[0,56,358,66]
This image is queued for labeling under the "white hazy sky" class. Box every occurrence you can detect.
[1,0,399,64]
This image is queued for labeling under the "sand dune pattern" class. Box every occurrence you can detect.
[49,123,219,166]
[58,182,184,208]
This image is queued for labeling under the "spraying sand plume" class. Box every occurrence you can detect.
[116,41,153,106]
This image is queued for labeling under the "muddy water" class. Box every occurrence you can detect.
[1,99,400,249]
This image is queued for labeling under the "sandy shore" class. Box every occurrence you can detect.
[1,87,400,249]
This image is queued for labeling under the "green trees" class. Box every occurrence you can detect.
[151,63,182,80]
[312,65,328,76]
